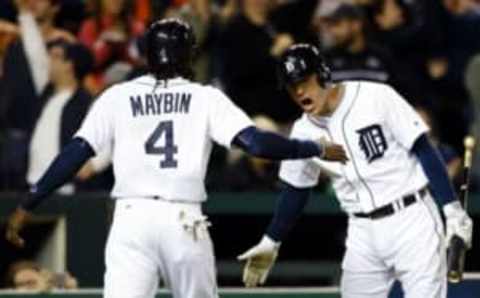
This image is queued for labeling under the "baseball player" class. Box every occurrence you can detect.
[238,44,473,298]
[5,20,348,298]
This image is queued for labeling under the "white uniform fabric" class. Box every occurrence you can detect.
[76,75,253,202]
[279,81,446,298]
[105,199,217,298]
[75,75,253,298]
[341,193,446,298]
[280,81,429,214]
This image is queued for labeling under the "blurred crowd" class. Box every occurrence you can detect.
[4,260,77,292]
[0,0,479,194]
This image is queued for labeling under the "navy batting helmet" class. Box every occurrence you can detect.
[145,18,196,80]
[278,44,331,88]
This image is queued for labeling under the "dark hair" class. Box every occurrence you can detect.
[48,39,94,80]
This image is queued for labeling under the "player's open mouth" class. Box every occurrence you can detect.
[300,98,314,112]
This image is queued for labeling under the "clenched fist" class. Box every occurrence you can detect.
[318,138,349,164]
[444,201,473,248]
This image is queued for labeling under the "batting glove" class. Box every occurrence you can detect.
[237,235,280,287]
[443,201,473,248]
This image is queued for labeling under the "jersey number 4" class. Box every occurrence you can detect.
[145,121,178,168]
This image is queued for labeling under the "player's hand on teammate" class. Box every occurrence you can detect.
[319,138,349,164]
[237,236,280,287]
[5,207,31,248]
[443,201,473,248]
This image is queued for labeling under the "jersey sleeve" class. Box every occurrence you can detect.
[75,88,115,155]
[207,89,254,148]
[381,85,429,150]
[278,121,321,188]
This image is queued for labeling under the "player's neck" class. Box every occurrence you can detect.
[315,84,345,117]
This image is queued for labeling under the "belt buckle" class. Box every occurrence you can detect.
[389,199,402,214]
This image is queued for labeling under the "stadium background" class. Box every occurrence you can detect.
[0,0,479,296]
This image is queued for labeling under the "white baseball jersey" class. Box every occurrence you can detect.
[280,81,429,214]
[76,75,253,202]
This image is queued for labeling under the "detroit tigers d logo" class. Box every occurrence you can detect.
[357,124,388,163]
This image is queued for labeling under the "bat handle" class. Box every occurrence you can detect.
[447,235,467,283]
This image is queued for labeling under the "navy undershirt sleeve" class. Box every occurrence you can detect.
[266,183,312,242]
[412,134,457,206]
[232,126,322,160]
[19,137,95,211]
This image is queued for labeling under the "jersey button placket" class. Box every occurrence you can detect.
[327,122,360,206]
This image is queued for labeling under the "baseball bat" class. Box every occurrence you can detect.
[447,136,476,283]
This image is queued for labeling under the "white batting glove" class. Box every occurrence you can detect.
[237,235,280,287]
[443,201,473,248]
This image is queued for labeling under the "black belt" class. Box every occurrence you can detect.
[353,186,428,220]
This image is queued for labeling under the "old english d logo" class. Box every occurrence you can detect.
[356,124,388,163]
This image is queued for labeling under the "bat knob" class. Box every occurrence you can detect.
[464,136,476,150]
[448,271,462,284]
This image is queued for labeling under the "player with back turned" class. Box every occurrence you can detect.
[5,20,348,298]
[238,44,473,298]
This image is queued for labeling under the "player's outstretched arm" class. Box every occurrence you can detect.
[233,126,348,163]
[5,137,95,248]
[265,183,312,242]
[237,183,312,287]
[412,134,472,247]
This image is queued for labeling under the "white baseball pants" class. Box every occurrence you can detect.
[341,193,447,298]
[103,198,218,298]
